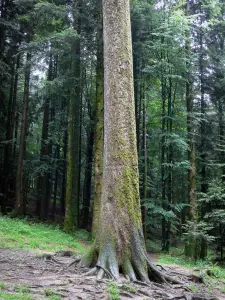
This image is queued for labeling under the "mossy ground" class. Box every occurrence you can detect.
[0,216,89,253]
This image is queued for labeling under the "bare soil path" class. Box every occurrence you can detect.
[0,248,224,300]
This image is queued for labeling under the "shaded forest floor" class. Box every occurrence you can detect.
[0,218,225,300]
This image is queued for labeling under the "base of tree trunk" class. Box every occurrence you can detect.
[80,229,181,284]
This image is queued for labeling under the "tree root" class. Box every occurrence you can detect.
[81,246,182,285]
[80,229,183,285]
[67,257,81,269]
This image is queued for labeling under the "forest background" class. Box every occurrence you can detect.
[0,0,225,262]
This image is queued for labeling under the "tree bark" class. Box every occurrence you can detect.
[81,0,173,283]
[185,15,197,220]
[14,52,31,215]
[82,119,94,229]
[64,0,82,231]
[92,8,104,236]
[36,54,53,220]
[161,73,167,251]
[141,94,147,240]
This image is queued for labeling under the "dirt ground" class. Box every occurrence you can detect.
[0,248,224,300]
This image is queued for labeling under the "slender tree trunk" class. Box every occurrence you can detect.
[165,77,173,252]
[52,144,60,219]
[14,52,31,215]
[199,17,207,197]
[186,57,197,219]
[161,74,167,251]
[36,55,53,220]
[82,122,94,229]
[219,99,225,182]
[1,51,20,214]
[142,95,147,240]
[184,1,207,260]
[64,0,82,231]
[1,63,14,213]
[61,128,67,215]
[92,8,104,236]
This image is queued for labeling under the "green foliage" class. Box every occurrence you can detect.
[121,284,137,293]
[0,282,7,290]
[199,180,225,259]
[158,254,225,280]
[106,282,120,300]
[15,284,30,294]
[44,288,54,296]
[0,292,33,300]
[0,217,87,253]
[44,288,61,299]
[183,221,215,243]
[187,284,200,293]
[48,296,61,300]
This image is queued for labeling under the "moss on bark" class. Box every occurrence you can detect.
[82,0,179,284]
[92,7,104,236]
[64,0,82,232]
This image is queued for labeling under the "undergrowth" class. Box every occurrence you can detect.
[106,282,120,300]
[158,253,225,280]
[0,216,88,254]
[0,291,33,300]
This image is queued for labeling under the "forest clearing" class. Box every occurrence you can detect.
[1,0,225,299]
[0,217,225,300]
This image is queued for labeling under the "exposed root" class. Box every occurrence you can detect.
[96,264,115,279]
[97,268,105,280]
[122,257,137,282]
[67,257,81,268]
[147,258,182,284]
[81,246,182,284]
[133,280,152,288]
[80,229,183,285]
[156,264,167,271]
[84,267,98,276]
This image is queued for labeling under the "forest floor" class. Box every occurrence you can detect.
[0,217,225,300]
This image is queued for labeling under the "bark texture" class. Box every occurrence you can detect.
[92,8,104,237]
[64,0,82,232]
[82,0,175,283]
[14,52,31,215]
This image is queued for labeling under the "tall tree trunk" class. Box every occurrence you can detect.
[161,74,167,251]
[1,42,20,214]
[199,15,207,197]
[36,55,53,220]
[219,98,225,182]
[184,1,207,260]
[141,94,147,240]
[64,0,82,231]
[92,8,104,236]
[61,128,67,215]
[165,77,173,252]
[14,52,31,215]
[52,144,60,219]
[186,19,197,219]
[82,122,94,229]
[81,0,172,284]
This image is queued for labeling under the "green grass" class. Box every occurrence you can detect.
[0,217,88,254]
[48,296,61,300]
[0,282,6,290]
[106,282,120,300]
[158,254,225,280]
[121,284,136,293]
[14,284,30,294]
[0,291,33,300]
